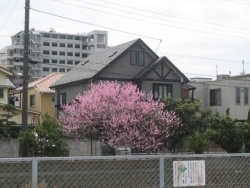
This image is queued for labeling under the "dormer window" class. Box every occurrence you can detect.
[130,50,137,65]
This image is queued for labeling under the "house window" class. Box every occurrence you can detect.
[59,60,65,64]
[75,52,80,57]
[60,43,65,47]
[210,89,221,106]
[75,44,80,48]
[30,95,35,106]
[52,59,57,64]
[43,42,49,46]
[130,50,137,65]
[59,68,65,72]
[58,93,66,108]
[51,95,55,107]
[0,88,4,98]
[52,42,57,47]
[236,88,241,105]
[244,88,249,105]
[52,51,57,55]
[52,68,57,72]
[67,52,73,56]
[138,51,145,66]
[43,50,49,55]
[43,67,49,72]
[59,51,65,56]
[43,59,49,63]
[153,84,172,99]
[67,44,73,48]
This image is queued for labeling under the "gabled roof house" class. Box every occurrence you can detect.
[50,38,189,117]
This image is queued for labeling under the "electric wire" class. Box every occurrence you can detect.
[0,0,14,11]
[54,0,250,35]
[95,0,250,31]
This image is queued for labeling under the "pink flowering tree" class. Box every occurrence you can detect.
[59,81,180,153]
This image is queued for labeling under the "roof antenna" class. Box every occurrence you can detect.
[155,39,162,53]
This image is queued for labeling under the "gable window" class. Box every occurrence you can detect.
[244,88,248,105]
[138,51,145,66]
[130,50,137,65]
[0,88,4,98]
[58,93,66,108]
[30,94,35,107]
[236,88,241,105]
[210,89,221,106]
[153,84,172,99]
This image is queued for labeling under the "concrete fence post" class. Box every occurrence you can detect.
[32,157,38,188]
[159,154,164,188]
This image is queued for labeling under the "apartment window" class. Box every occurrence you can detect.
[43,34,50,38]
[52,42,57,47]
[52,51,57,55]
[82,45,88,50]
[20,66,23,71]
[52,59,57,64]
[52,34,57,38]
[58,93,66,108]
[75,52,80,57]
[210,89,221,106]
[67,44,73,48]
[75,36,80,40]
[67,60,73,65]
[43,67,50,72]
[82,53,88,58]
[59,68,65,72]
[75,44,80,48]
[51,95,55,107]
[60,43,65,47]
[67,52,73,56]
[138,51,145,66]
[43,59,50,63]
[244,88,249,105]
[60,35,65,39]
[67,68,71,72]
[43,42,49,46]
[67,35,73,39]
[59,60,65,64]
[130,50,137,65]
[0,88,4,98]
[59,51,65,56]
[153,84,172,99]
[43,50,49,55]
[236,88,241,105]
[75,61,80,65]
[52,68,57,72]
[30,95,35,107]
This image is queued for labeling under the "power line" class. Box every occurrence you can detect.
[50,1,250,40]
[29,8,162,42]
[54,0,250,35]
[0,0,14,11]
[0,0,19,32]
[96,0,250,31]
[223,0,250,5]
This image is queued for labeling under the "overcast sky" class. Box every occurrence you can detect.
[0,0,250,79]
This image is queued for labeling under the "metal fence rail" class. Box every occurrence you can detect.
[1,154,250,188]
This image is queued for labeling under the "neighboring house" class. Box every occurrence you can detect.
[0,66,40,126]
[190,74,250,121]
[0,28,108,87]
[50,38,189,117]
[15,72,64,120]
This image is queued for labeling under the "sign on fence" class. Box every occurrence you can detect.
[173,160,205,187]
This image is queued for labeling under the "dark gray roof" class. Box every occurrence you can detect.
[51,39,140,88]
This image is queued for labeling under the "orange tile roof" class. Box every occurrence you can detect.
[17,73,64,93]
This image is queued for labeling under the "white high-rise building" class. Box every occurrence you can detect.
[0,28,108,87]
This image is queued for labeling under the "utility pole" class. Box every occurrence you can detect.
[21,0,30,157]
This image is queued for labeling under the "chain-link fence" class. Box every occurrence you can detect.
[0,138,102,157]
[1,153,250,188]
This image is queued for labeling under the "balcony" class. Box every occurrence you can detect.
[30,54,42,62]
[30,47,41,52]
[30,38,40,43]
